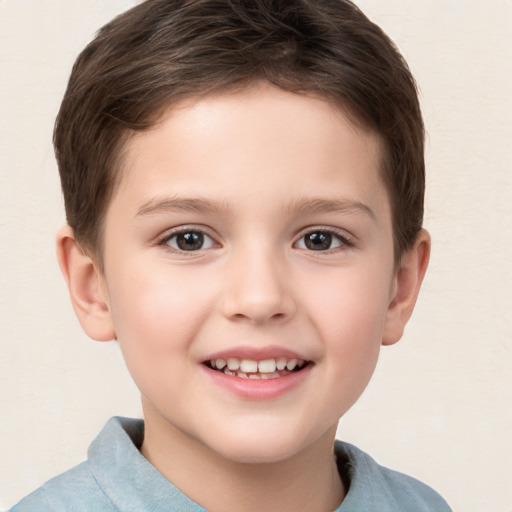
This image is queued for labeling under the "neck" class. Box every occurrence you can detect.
[140,406,345,512]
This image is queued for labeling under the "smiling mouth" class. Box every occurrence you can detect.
[205,357,310,380]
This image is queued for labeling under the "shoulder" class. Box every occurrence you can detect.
[8,417,143,511]
[7,417,204,512]
[335,441,452,512]
[7,416,142,512]
[7,461,116,512]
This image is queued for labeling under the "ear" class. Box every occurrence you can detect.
[382,229,431,346]
[56,225,116,341]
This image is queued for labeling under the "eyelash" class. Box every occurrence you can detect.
[157,227,354,253]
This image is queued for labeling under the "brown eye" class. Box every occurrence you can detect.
[296,231,346,251]
[165,231,214,251]
[305,232,332,250]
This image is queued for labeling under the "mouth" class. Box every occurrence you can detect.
[204,357,311,380]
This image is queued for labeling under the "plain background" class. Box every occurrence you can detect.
[1,1,511,510]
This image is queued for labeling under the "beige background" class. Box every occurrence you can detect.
[1,1,511,510]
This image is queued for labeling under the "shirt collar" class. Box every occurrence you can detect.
[88,417,207,511]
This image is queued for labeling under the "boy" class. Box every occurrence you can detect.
[10,0,451,510]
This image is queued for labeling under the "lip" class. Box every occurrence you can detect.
[203,345,309,362]
[200,345,313,400]
[201,364,312,400]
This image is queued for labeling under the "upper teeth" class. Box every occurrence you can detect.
[211,357,304,373]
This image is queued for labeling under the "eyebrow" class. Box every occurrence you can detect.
[136,196,231,217]
[136,195,375,221]
[284,197,376,221]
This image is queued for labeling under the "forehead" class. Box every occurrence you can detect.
[112,83,388,219]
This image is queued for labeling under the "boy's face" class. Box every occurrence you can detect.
[96,83,403,463]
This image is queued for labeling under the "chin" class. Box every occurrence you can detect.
[216,443,301,465]
[204,425,324,466]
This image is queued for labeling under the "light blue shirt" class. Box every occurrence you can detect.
[9,417,451,511]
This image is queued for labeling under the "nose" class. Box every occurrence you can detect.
[221,246,296,324]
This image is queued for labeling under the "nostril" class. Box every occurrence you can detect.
[221,283,297,323]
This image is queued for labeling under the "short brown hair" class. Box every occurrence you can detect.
[54,0,424,263]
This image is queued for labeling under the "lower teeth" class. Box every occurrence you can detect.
[222,368,291,380]
[207,361,307,379]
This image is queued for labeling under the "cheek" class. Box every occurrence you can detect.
[305,265,392,364]
[105,267,211,401]
[107,263,214,357]
[310,264,391,323]
[309,279,388,415]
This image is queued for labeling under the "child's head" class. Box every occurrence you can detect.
[55,0,424,267]
[55,0,430,468]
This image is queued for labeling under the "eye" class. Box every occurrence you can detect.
[163,230,216,251]
[295,230,350,251]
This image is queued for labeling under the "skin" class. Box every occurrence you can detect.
[58,82,430,512]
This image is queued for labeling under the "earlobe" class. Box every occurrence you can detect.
[56,225,116,342]
[382,229,431,346]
